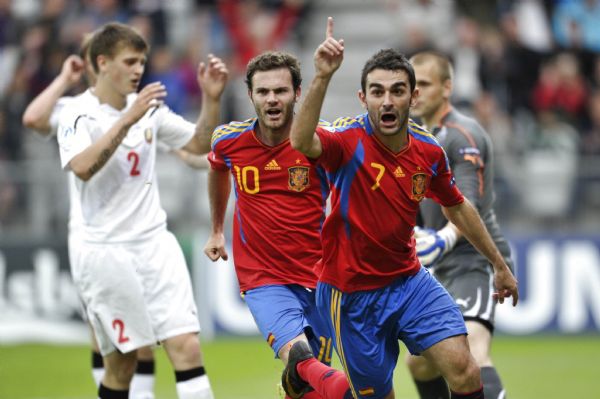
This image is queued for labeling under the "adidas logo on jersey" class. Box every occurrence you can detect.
[265,159,281,170]
[394,166,405,177]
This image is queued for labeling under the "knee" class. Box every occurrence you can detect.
[165,333,203,369]
[105,352,137,385]
[446,356,481,391]
[406,354,437,380]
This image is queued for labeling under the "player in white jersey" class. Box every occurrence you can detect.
[55,23,228,399]
[23,35,160,399]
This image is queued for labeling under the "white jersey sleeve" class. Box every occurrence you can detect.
[154,105,195,150]
[57,105,95,170]
[47,96,74,138]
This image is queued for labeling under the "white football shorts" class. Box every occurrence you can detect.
[71,230,200,355]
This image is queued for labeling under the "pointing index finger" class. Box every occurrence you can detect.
[326,16,334,39]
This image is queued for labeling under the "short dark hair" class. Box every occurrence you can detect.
[89,22,148,73]
[245,51,302,92]
[361,49,416,93]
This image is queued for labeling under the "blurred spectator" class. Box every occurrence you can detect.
[218,0,307,72]
[81,0,130,26]
[582,90,600,156]
[506,0,553,53]
[472,91,518,216]
[146,46,187,114]
[531,52,587,124]
[0,107,17,228]
[451,17,482,107]
[520,110,579,220]
[130,0,169,46]
[552,0,600,52]
[386,0,457,53]
[478,27,510,109]
[499,6,546,113]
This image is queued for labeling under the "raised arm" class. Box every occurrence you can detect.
[22,55,85,135]
[183,54,229,155]
[69,82,166,181]
[442,198,519,306]
[203,167,231,261]
[290,17,344,158]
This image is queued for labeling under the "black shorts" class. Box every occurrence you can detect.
[433,266,496,333]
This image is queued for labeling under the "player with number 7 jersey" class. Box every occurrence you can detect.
[315,115,463,292]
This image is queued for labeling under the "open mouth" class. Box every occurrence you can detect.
[380,112,397,125]
[266,109,282,118]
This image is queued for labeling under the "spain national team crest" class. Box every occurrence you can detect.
[288,166,310,192]
[144,127,153,143]
[411,172,427,201]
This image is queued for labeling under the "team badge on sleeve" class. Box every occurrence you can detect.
[144,127,153,143]
[411,173,428,201]
[288,166,310,192]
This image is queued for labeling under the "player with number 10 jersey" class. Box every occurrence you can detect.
[209,118,330,291]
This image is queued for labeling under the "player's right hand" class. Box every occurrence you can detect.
[204,233,228,262]
[60,55,86,86]
[314,17,344,79]
[123,82,167,126]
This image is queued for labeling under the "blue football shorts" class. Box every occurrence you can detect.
[244,284,333,364]
[316,267,466,399]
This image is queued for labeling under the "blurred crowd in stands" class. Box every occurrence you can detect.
[0,0,599,234]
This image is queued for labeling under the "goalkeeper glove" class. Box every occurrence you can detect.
[415,225,458,267]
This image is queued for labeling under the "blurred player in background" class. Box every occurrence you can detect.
[407,51,513,399]
[203,51,348,399]
[284,17,518,399]
[55,22,227,399]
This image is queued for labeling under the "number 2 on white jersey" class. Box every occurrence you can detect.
[128,151,141,176]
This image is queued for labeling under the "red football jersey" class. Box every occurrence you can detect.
[209,118,330,291]
[315,114,464,292]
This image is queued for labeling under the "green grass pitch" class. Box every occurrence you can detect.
[1,336,599,398]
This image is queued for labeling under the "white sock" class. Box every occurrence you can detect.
[130,374,155,399]
[176,375,214,399]
[92,368,104,387]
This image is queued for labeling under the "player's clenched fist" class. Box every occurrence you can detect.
[204,232,229,262]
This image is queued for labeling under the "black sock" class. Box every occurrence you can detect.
[92,351,103,368]
[136,359,155,375]
[98,383,128,399]
[481,366,505,399]
[174,366,206,382]
[414,376,450,399]
[450,385,484,399]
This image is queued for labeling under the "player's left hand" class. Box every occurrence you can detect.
[492,263,519,306]
[197,54,229,100]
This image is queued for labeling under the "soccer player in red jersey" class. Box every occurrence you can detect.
[281,17,518,399]
[204,51,350,398]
